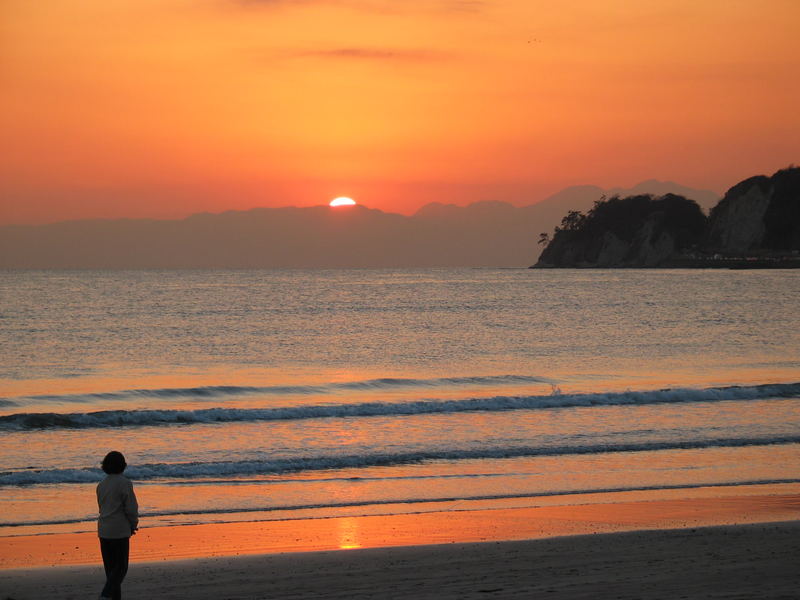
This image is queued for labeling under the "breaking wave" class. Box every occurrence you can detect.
[2,382,798,431]
[3,374,551,406]
[2,435,799,486]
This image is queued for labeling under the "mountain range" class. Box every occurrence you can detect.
[0,181,719,268]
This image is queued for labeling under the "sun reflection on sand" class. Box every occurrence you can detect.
[337,517,362,550]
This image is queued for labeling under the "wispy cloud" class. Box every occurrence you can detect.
[291,47,450,62]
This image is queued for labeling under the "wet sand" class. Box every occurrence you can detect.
[2,487,799,568]
[1,491,799,599]
[1,521,798,600]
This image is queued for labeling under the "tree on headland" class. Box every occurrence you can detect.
[549,194,706,244]
[555,210,588,233]
[534,166,800,267]
[535,193,708,267]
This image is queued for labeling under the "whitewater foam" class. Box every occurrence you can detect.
[2,435,798,486]
[2,382,798,431]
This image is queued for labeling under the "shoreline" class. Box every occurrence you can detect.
[2,486,798,569]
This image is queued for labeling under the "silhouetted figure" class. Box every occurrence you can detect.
[97,451,138,600]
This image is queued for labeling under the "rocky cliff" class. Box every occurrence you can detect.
[535,194,707,268]
[707,167,800,253]
[534,167,800,268]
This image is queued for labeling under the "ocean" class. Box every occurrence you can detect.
[1,269,799,537]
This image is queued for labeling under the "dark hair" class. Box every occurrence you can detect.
[101,451,127,474]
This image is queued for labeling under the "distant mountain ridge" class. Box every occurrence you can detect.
[534,167,800,268]
[0,181,718,268]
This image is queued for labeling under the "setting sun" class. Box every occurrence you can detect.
[330,197,357,207]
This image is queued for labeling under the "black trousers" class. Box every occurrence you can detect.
[100,536,130,600]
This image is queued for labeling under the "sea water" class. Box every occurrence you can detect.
[1,269,798,536]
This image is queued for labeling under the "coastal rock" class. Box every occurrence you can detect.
[707,167,800,253]
[595,231,628,266]
[535,166,800,268]
[630,219,678,267]
[706,176,771,252]
[535,194,706,268]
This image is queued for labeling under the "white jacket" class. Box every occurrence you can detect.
[97,474,139,539]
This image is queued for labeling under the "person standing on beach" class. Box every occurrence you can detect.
[97,451,138,600]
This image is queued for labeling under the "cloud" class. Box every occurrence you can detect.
[291,47,450,62]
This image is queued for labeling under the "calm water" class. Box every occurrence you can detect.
[1,269,799,536]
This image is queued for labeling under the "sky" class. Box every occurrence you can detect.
[1,0,799,225]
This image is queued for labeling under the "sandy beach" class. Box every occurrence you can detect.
[2,521,798,600]
[2,491,799,599]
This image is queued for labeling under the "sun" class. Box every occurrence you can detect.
[329,197,356,207]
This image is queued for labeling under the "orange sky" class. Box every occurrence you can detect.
[1,0,798,224]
